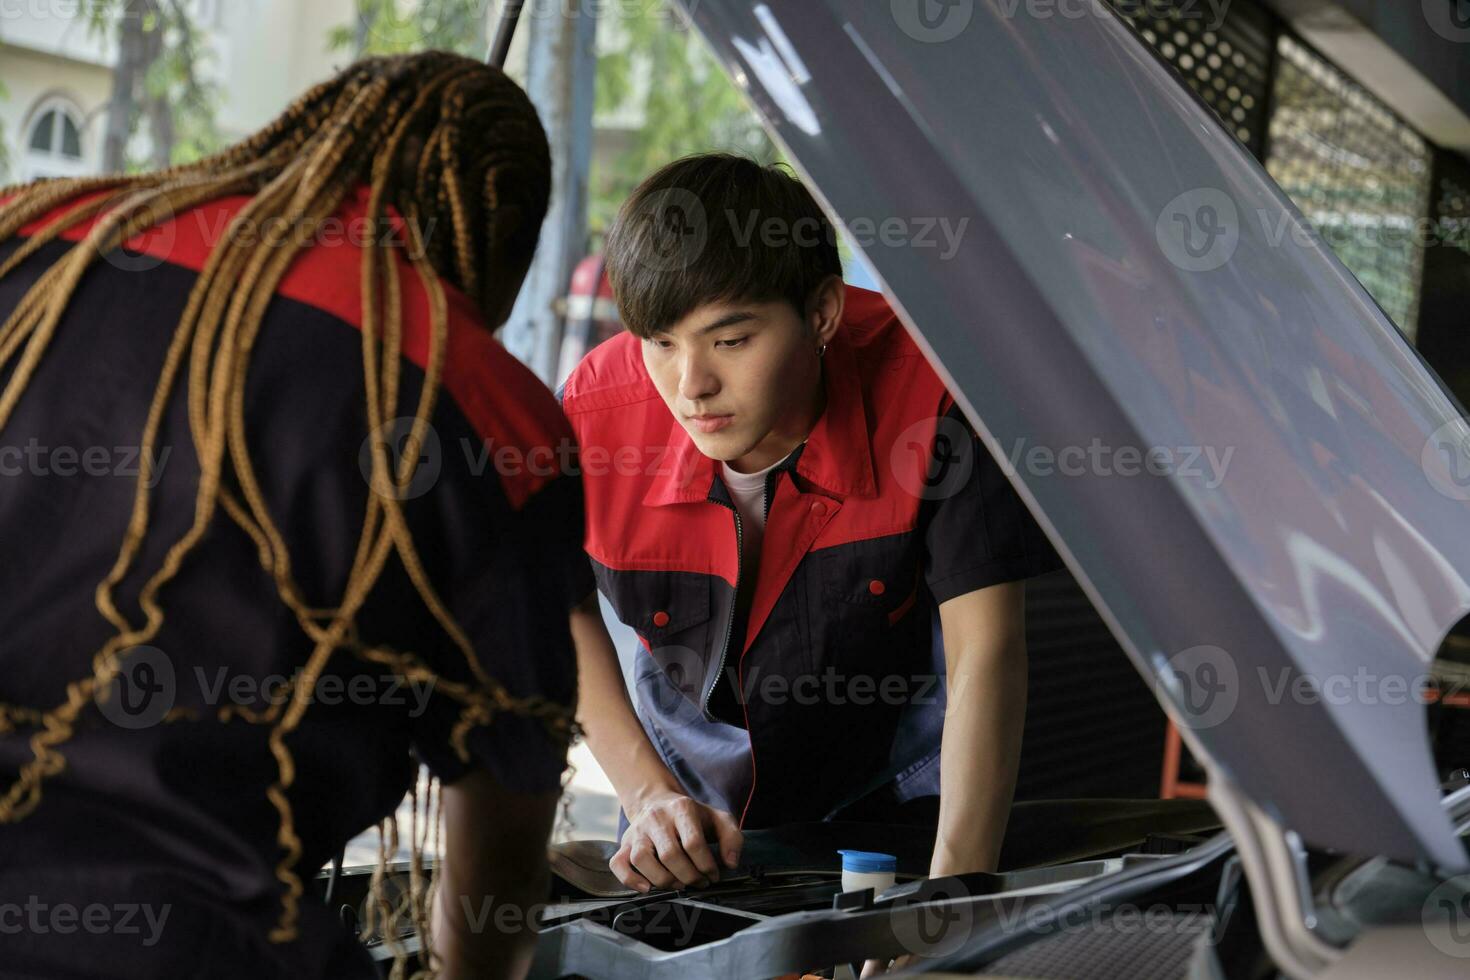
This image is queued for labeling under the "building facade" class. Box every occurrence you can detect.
[0,0,355,184]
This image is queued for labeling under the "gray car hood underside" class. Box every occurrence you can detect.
[675,0,1470,871]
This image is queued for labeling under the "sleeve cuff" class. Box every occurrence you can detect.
[928,550,1065,605]
[416,713,571,793]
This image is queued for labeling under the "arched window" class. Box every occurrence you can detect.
[22,97,89,180]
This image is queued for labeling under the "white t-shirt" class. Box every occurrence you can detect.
[719,447,799,664]
[720,455,781,538]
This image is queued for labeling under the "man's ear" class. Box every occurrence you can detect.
[806,274,846,346]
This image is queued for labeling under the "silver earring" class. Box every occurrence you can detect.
[818,344,828,358]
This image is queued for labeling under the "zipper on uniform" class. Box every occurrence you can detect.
[704,499,742,712]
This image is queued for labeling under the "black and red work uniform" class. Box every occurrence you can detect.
[0,188,590,978]
[559,284,1062,830]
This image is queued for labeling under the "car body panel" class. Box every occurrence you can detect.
[672,0,1470,870]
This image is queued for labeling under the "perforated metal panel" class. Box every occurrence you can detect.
[984,910,1213,979]
[1417,149,1470,414]
[1015,571,1167,802]
[1436,168,1470,261]
[1105,0,1275,157]
[1264,35,1434,339]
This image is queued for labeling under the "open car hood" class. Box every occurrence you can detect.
[673,0,1470,871]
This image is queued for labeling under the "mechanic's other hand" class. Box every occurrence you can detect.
[611,791,742,892]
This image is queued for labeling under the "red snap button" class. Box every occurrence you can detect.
[652,611,670,628]
[868,579,886,596]
[811,501,826,515]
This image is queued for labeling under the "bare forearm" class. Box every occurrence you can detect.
[432,860,547,979]
[931,641,1027,877]
[567,596,744,891]
[569,595,682,806]
[431,775,559,980]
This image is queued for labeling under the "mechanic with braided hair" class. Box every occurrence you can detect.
[0,51,587,980]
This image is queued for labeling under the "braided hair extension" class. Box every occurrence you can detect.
[0,51,574,972]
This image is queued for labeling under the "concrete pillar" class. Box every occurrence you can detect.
[499,0,599,384]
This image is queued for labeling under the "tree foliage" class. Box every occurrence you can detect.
[0,80,11,182]
[149,0,221,166]
[323,1,779,241]
[329,0,489,58]
[591,3,777,234]
[80,0,221,172]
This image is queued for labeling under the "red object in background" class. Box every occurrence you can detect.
[1161,683,1470,800]
[1159,722,1208,800]
[555,255,622,391]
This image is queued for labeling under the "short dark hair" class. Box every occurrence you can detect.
[603,153,842,339]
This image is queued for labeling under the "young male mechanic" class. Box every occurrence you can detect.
[560,153,1062,893]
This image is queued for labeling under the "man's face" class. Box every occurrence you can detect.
[640,296,822,473]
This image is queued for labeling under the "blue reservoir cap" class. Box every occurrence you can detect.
[838,849,898,873]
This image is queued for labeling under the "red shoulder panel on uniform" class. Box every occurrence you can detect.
[4,187,567,510]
